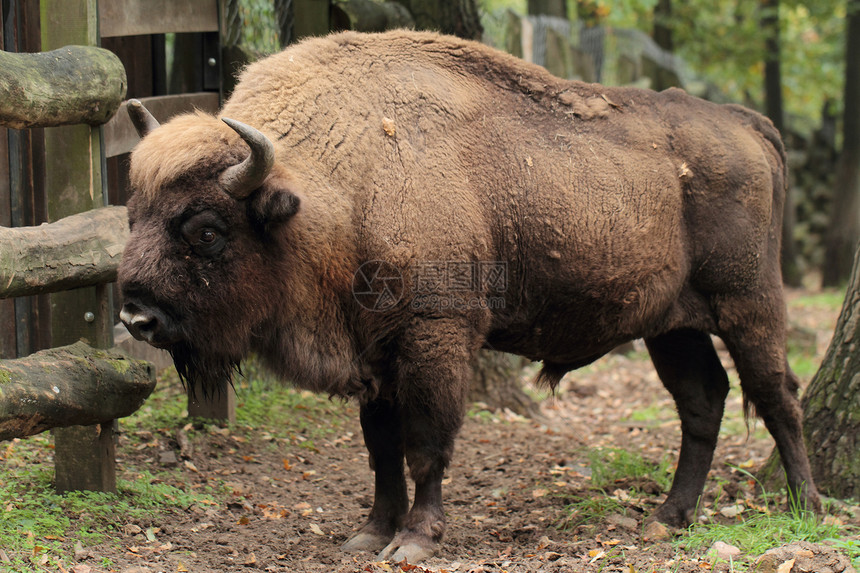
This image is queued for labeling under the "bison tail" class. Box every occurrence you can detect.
[534,361,570,392]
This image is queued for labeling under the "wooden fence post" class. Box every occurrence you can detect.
[40,0,118,493]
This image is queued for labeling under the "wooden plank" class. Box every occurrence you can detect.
[0,4,12,357]
[99,0,218,38]
[53,424,117,494]
[41,0,116,494]
[104,93,220,157]
[188,380,236,424]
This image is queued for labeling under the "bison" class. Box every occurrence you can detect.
[118,30,820,562]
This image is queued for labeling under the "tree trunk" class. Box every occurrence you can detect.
[393,0,483,40]
[0,46,126,129]
[822,0,860,287]
[469,352,540,418]
[528,0,567,18]
[797,245,860,498]
[331,0,414,32]
[760,0,801,286]
[0,206,129,299]
[0,341,156,442]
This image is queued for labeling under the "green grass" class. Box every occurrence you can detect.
[679,499,859,571]
[557,495,627,531]
[0,437,217,570]
[586,446,675,493]
[788,289,846,312]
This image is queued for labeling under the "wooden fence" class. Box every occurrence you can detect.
[0,0,230,492]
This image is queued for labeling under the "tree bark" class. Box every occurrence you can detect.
[760,0,801,287]
[331,0,414,32]
[0,341,156,442]
[797,244,860,498]
[469,352,541,418]
[0,46,126,129]
[0,206,129,299]
[528,0,567,18]
[393,0,483,40]
[822,0,860,286]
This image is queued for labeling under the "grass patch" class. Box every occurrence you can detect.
[586,447,674,493]
[557,495,627,531]
[0,436,217,570]
[788,289,846,312]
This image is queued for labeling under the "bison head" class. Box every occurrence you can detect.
[118,100,301,389]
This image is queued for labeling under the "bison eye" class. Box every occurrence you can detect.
[199,229,217,244]
[180,211,227,257]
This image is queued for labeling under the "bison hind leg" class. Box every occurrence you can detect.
[713,295,822,516]
[645,329,730,528]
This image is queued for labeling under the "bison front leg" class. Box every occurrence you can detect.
[645,329,730,527]
[343,397,409,553]
[376,320,473,563]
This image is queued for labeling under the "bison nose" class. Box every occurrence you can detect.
[120,302,174,346]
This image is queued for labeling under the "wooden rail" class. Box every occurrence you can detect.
[0,46,126,129]
[0,206,128,299]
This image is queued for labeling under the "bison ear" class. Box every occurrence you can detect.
[247,178,301,234]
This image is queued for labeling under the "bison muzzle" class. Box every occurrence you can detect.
[118,30,821,562]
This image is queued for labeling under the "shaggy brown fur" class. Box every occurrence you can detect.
[119,30,820,563]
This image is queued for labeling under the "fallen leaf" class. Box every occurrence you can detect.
[145,527,158,542]
[177,563,189,572]
[283,458,292,471]
[532,488,548,498]
[777,558,796,573]
[309,522,325,536]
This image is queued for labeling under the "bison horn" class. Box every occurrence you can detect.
[126,99,160,137]
[219,118,275,199]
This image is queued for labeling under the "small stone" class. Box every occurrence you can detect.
[73,542,89,561]
[642,521,671,541]
[606,513,638,531]
[719,504,744,518]
[158,450,178,466]
[708,541,742,561]
[122,524,143,536]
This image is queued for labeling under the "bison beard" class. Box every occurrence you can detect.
[169,341,241,398]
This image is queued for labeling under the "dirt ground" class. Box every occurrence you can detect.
[79,290,857,573]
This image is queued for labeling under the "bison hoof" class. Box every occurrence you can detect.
[648,503,694,529]
[342,531,393,553]
[378,535,437,564]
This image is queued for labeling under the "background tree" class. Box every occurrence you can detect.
[761,0,802,286]
[822,0,860,286]
[794,242,860,498]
